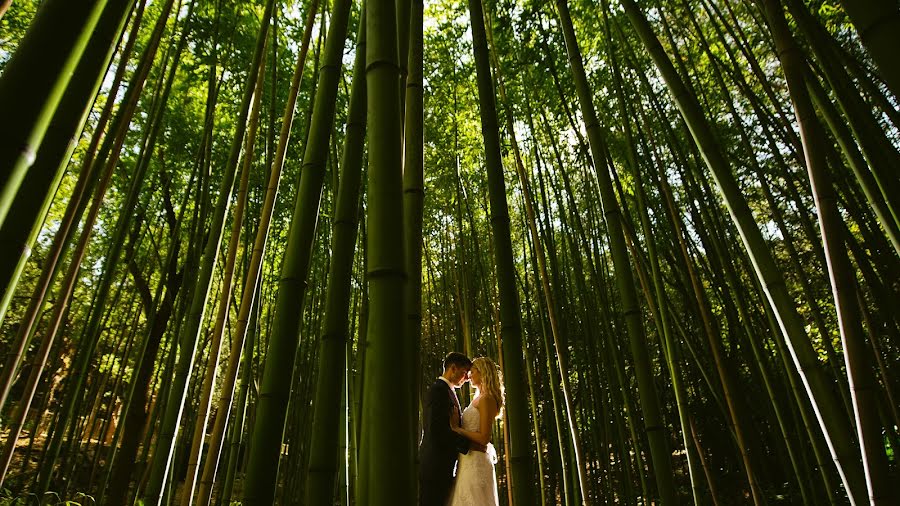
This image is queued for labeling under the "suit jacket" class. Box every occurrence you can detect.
[419,378,469,484]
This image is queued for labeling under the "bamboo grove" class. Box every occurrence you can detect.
[0,0,898,503]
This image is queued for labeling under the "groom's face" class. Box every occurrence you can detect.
[449,365,470,387]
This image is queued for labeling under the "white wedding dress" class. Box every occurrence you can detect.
[447,404,499,506]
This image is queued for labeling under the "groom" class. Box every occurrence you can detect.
[418,352,476,506]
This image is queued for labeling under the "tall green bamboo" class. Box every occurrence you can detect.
[837,0,900,102]
[0,256,83,487]
[179,50,263,505]
[804,69,900,258]
[33,0,184,493]
[529,225,574,505]
[305,5,366,503]
[0,0,138,410]
[62,0,188,490]
[3,0,898,502]
[139,2,273,502]
[555,0,676,502]
[192,2,320,503]
[665,165,765,504]
[462,0,536,502]
[239,0,354,500]
[599,6,702,502]
[102,165,197,506]
[217,295,258,506]
[520,296,548,506]
[198,6,319,505]
[402,0,425,495]
[0,0,113,228]
[786,0,900,242]
[661,5,770,503]
[0,57,140,485]
[487,14,590,502]
[763,1,892,502]
[526,105,584,504]
[102,22,222,502]
[356,0,412,497]
[0,0,139,328]
[619,1,868,502]
[0,0,146,376]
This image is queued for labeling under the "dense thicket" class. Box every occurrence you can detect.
[0,0,898,504]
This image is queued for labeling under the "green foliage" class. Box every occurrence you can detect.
[0,1,39,66]
[1,0,899,503]
[0,489,94,505]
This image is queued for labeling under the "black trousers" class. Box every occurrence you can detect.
[418,461,454,506]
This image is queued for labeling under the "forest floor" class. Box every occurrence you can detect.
[0,426,234,506]
[1,426,115,505]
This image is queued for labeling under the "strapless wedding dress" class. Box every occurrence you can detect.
[447,404,499,505]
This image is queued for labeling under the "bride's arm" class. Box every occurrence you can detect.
[453,395,498,446]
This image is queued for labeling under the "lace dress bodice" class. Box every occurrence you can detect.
[461,404,481,432]
[448,402,499,505]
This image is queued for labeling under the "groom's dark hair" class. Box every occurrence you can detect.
[443,352,472,370]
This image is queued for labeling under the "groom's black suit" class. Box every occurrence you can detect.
[418,378,470,506]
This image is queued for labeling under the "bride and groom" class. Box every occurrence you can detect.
[418,352,505,506]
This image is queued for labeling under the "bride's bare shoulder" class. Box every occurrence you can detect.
[478,393,498,412]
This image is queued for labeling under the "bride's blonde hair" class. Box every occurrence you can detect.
[472,357,505,418]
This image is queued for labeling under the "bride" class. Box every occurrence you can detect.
[447,357,504,505]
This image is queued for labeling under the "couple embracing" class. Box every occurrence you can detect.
[418,352,505,506]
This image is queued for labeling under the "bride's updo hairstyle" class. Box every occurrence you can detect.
[472,357,505,418]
